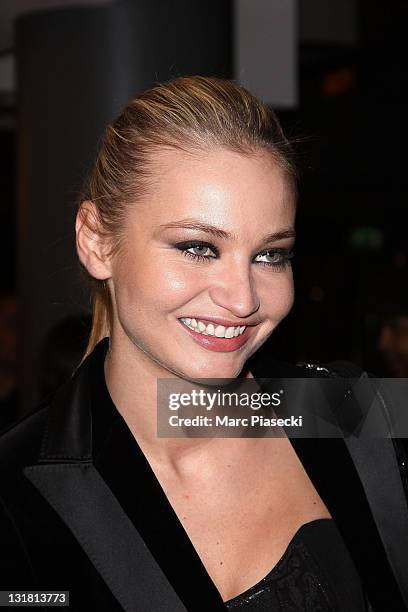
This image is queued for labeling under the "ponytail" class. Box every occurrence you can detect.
[82,281,111,361]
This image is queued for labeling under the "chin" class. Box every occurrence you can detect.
[177,357,247,384]
[179,371,242,387]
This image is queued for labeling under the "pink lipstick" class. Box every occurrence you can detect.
[178,319,254,352]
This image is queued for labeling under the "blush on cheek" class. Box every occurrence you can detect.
[262,276,294,322]
[281,285,295,317]
[161,270,188,292]
[151,266,206,313]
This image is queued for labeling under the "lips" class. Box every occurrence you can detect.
[178,318,254,352]
[180,317,246,338]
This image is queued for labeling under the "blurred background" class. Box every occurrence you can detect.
[0,0,407,428]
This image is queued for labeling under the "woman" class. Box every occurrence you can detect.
[1,76,407,611]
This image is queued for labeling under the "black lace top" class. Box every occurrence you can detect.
[225,518,367,611]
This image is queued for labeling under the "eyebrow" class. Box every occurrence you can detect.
[159,219,296,242]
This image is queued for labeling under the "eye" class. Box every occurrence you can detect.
[254,249,294,270]
[187,245,215,258]
[175,241,218,262]
[173,241,294,269]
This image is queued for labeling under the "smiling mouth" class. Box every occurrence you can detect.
[179,317,246,338]
[177,317,256,353]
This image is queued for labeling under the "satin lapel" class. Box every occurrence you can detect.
[249,356,404,606]
[23,343,188,612]
[248,357,369,519]
[249,362,379,536]
[23,462,187,612]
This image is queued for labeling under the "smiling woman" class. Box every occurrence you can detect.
[1,77,408,612]
[77,76,297,373]
[78,146,296,381]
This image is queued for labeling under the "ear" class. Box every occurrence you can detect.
[76,201,113,280]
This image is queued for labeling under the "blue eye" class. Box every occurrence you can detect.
[175,241,218,262]
[174,241,294,270]
[255,249,294,270]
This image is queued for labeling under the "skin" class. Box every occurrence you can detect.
[112,148,294,376]
[76,147,330,601]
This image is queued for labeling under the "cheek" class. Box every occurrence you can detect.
[113,254,200,317]
[260,272,294,322]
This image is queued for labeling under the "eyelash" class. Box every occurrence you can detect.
[174,241,294,271]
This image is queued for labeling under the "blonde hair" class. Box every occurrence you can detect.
[79,75,297,359]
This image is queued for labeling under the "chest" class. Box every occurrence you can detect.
[149,438,331,602]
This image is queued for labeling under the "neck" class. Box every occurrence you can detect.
[103,332,255,470]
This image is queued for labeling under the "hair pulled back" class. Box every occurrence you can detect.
[79,75,297,358]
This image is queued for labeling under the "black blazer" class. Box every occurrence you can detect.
[0,339,407,611]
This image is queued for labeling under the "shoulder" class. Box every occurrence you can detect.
[0,399,55,585]
[0,399,50,478]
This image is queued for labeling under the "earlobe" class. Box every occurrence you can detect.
[76,201,112,280]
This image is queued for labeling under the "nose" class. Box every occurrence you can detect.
[208,260,260,319]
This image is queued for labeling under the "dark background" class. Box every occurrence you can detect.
[0,0,407,423]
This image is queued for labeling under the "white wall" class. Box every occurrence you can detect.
[235,0,297,108]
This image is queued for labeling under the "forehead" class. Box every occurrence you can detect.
[132,147,295,231]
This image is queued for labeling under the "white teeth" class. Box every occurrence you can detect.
[225,326,235,338]
[180,318,247,338]
[215,325,225,337]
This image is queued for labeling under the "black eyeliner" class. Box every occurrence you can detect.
[173,240,220,255]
